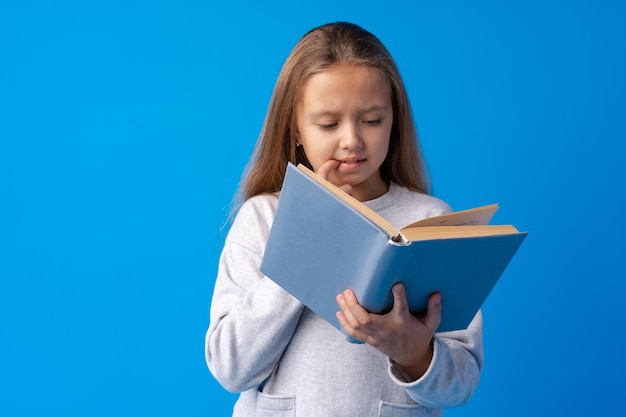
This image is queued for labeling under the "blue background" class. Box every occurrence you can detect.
[2,0,625,416]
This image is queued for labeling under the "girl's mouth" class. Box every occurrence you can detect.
[338,158,366,169]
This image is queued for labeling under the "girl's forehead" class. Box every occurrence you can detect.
[299,65,391,106]
[308,64,386,83]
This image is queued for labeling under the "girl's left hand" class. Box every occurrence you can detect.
[336,283,441,380]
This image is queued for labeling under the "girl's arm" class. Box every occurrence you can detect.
[205,196,305,393]
[392,313,483,408]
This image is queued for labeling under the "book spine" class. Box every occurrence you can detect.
[356,241,399,316]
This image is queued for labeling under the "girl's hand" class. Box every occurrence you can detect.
[316,159,353,195]
[336,284,441,380]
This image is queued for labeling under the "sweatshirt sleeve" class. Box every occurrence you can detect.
[205,195,305,393]
[387,310,484,408]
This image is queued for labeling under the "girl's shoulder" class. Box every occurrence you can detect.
[236,192,281,220]
[226,193,280,245]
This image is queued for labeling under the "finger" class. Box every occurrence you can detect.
[336,295,376,343]
[316,159,341,181]
[316,160,354,195]
[338,184,353,196]
[336,311,368,344]
[335,310,355,334]
[422,292,442,332]
[336,295,366,341]
[341,290,374,326]
[336,291,362,328]
[391,283,409,315]
[337,291,379,333]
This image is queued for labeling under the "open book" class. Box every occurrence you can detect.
[260,163,527,336]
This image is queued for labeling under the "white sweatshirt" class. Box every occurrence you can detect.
[206,183,483,417]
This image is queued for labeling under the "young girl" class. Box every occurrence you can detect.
[205,22,483,417]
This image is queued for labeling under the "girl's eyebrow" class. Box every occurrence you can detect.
[307,111,340,120]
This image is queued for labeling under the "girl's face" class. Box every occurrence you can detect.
[295,64,393,202]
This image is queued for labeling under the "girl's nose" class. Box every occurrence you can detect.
[339,123,363,150]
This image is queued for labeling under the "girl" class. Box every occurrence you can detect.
[205,22,483,417]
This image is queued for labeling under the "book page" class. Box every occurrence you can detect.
[401,224,519,241]
[401,204,500,229]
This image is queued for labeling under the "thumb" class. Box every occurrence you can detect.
[423,292,442,332]
[391,283,409,314]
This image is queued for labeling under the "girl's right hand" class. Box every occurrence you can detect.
[316,159,353,195]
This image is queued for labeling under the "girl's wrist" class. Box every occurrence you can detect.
[394,339,434,381]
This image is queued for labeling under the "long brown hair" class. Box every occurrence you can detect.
[238,22,431,204]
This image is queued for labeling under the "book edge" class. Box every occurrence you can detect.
[295,163,400,238]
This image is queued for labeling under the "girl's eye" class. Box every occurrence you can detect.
[319,123,338,130]
[364,119,382,126]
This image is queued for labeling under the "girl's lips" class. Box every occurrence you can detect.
[338,158,366,169]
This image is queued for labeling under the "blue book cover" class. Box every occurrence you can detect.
[260,163,527,335]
